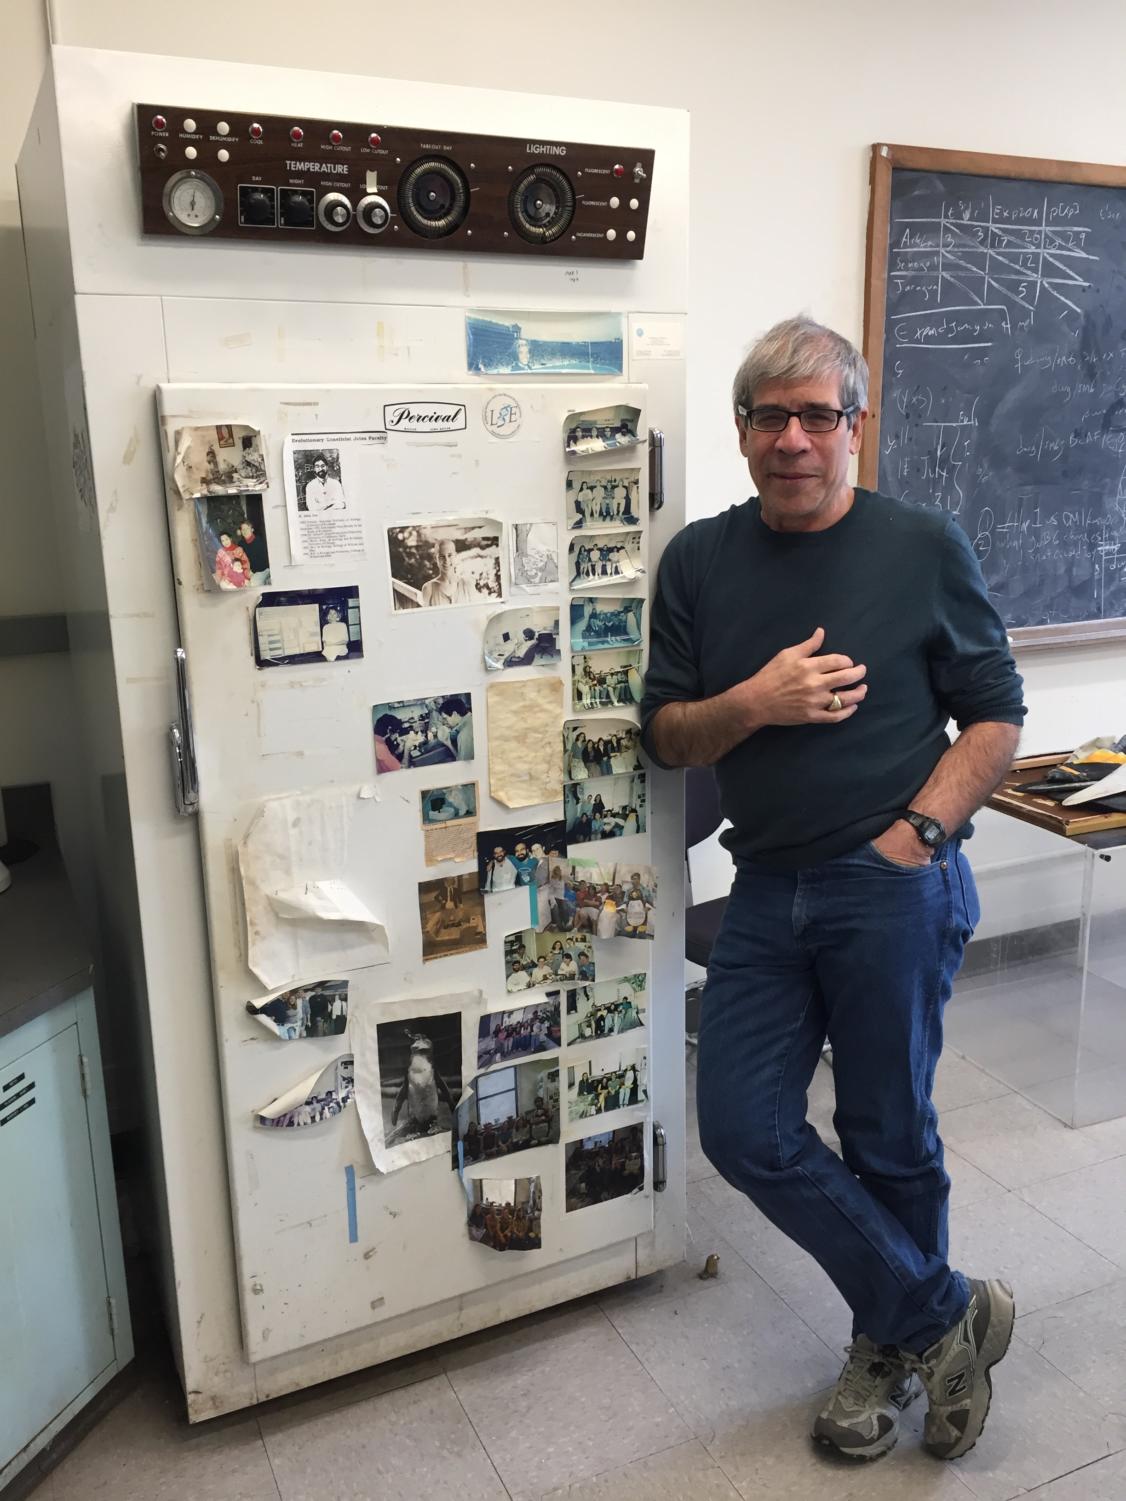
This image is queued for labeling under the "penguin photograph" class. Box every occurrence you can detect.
[376,1011,462,1150]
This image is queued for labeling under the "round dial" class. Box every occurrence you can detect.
[509,164,575,244]
[162,170,223,235]
[397,157,470,239]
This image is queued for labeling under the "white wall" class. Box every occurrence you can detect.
[12,0,1126,927]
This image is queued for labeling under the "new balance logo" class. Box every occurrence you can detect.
[945,1372,969,1398]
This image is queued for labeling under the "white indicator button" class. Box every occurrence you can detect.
[184,146,198,160]
[606,227,617,241]
[183,117,196,133]
[626,229,636,242]
[629,197,639,210]
[609,195,620,209]
[216,121,230,136]
[217,148,230,163]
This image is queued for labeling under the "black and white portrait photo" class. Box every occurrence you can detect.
[569,596,644,651]
[375,1012,462,1148]
[253,586,362,668]
[571,650,644,712]
[477,820,566,894]
[482,608,560,672]
[476,996,561,1071]
[565,1123,645,1212]
[564,772,647,843]
[452,1058,560,1169]
[293,447,347,512]
[373,693,475,773]
[566,468,641,530]
[568,532,644,591]
[564,720,643,782]
[387,518,502,611]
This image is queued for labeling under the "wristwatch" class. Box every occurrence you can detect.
[902,810,947,851]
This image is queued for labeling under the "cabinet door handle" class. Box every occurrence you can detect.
[648,429,665,512]
[169,647,199,816]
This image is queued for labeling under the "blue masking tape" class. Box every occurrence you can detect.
[345,1164,358,1243]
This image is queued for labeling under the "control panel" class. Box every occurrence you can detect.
[135,106,655,260]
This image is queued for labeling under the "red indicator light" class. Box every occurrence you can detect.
[152,114,167,131]
[368,131,382,148]
[290,126,304,144]
[249,122,264,140]
[330,129,344,145]
[612,163,625,178]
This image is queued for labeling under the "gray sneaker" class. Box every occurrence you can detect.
[812,1335,922,1460]
[904,1278,1016,1460]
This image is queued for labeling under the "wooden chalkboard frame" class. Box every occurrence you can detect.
[861,142,1126,649]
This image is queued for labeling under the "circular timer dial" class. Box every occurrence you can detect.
[162,169,223,234]
[397,157,470,239]
[509,164,575,244]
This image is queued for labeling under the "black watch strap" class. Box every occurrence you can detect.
[902,810,947,849]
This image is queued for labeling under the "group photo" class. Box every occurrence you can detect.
[565,468,641,529]
[537,860,657,941]
[563,721,643,781]
[569,597,644,651]
[571,650,644,712]
[476,997,562,1071]
[476,820,565,893]
[564,404,642,456]
[564,1123,645,1213]
[466,1177,543,1253]
[564,773,647,843]
[568,533,644,591]
[452,1058,560,1168]
[504,928,595,991]
[245,978,348,1040]
[567,1050,648,1122]
[565,976,647,1044]
[254,1057,355,1130]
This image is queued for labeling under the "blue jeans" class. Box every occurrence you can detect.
[696,839,981,1354]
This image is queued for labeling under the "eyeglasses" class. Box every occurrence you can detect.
[737,404,858,434]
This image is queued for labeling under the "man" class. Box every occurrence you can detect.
[238,518,270,583]
[437,696,474,761]
[304,454,346,511]
[484,845,518,892]
[421,538,475,607]
[642,317,1025,1464]
[508,841,540,886]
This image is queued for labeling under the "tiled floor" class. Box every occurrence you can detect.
[25,1047,1126,1501]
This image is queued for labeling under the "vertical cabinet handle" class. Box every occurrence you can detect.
[169,647,199,816]
[648,429,665,512]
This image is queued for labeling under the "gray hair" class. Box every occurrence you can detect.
[732,316,869,415]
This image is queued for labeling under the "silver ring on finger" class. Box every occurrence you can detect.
[827,693,844,713]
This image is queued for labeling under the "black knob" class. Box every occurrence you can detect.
[238,185,277,227]
[279,189,316,228]
[509,165,575,244]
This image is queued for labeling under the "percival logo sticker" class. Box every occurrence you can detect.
[383,402,467,433]
[483,393,522,439]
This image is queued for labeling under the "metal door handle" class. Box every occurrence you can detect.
[169,647,199,816]
[652,1120,668,1191]
[648,429,665,512]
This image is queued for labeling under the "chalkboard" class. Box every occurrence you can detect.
[861,144,1126,646]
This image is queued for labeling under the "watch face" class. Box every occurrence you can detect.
[923,825,941,845]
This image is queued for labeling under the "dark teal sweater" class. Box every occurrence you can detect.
[641,490,1026,868]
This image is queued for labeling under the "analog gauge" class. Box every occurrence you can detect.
[162,169,223,235]
[397,157,470,239]
[509,164,575,244]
